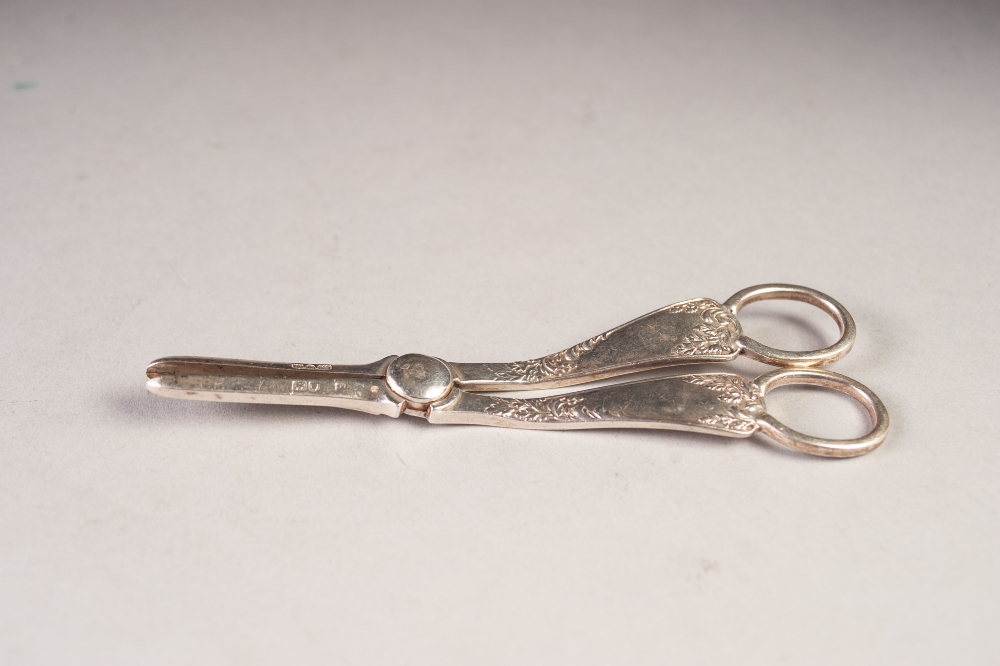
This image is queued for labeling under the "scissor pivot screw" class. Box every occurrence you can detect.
[385,354,455,409]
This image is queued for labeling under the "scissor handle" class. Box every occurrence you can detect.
[452,284,859,391]
[724,284,856,368]
[753,368,889,458]
[429,367,888,457]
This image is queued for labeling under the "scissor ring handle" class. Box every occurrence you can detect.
[753,368,889,458]
[724,284,856,367]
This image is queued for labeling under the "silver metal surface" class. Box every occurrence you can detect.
[428,373,766,436]
[429,368,889,459]
[145,355,395,380]
[453,283,854,390]
[451,297,742,391]
[144,284,888,457]
[753,368,889,458]
[385,354,455,414]
[724,284,855,367]
[147,372,404,417]
[146,355,403,417]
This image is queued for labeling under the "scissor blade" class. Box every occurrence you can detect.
[145,355,395,380]
[145,355,404,417]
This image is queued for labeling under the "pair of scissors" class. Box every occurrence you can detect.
[145,284,889,458]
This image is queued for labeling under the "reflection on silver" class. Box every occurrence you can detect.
[145,284,888,458]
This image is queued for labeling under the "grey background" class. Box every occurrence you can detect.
[2,0,998,663]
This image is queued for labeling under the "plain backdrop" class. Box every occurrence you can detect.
[2,0,999,663]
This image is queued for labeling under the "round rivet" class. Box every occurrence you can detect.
[385,354,455,406]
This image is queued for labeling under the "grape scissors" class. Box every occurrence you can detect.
[146,284,888,458]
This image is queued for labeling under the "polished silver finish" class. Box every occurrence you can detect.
[145,355,396,380]
[754,368,889,458]
[385,354,455,413]
[145,284,888,457]
[430,368,889,459]
[724,284,855,367]
[453,283,854,390]
[429,372,766,435]
[147,371,404,417]
[146,355,403,417]
[452,297,741,391]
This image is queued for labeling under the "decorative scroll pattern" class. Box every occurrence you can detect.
[683,375,763,433]
[482,395,618,423]
[667,299,741,357]
[480,374,762,430]
[489,299,739,383]
[493,333,610,383]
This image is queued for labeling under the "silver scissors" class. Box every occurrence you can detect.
[145,284,889,458]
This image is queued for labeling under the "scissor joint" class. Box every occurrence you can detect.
[384,353,457,414]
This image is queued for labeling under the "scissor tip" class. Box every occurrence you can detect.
[145,357,172,379]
